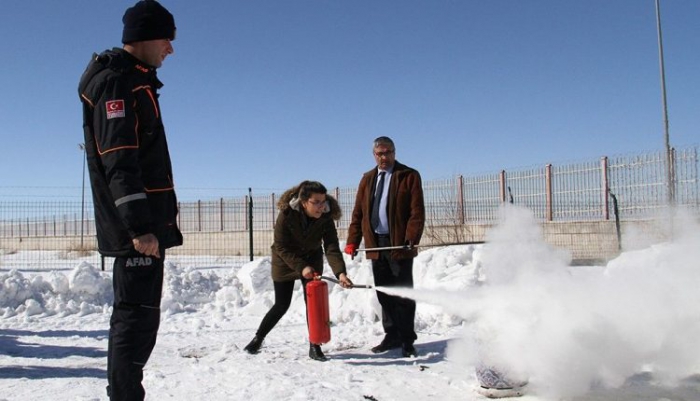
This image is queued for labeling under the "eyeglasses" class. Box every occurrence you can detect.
[306,199,327,208]
[374,150,395,158]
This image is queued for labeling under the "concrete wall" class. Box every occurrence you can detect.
[415,221,621,262]
[1,235,98,253]
[1,220,670,264]
[421,220,668,262]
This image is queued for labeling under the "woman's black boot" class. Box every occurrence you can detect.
[244,336,264,354]
[309,343,328,361]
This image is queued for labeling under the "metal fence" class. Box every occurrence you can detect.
[1,145,698,270]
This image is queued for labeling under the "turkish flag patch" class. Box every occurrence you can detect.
[105,100,125,119]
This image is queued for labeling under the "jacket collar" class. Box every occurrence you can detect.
[371,161,406,176]
[109,48,163,88]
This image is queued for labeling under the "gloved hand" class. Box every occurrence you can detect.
[344,243,358,255]
[404,240,415,250]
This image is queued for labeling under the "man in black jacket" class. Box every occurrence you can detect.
[78,1,182,399]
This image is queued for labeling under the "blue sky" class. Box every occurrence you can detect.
[1,1,698,201]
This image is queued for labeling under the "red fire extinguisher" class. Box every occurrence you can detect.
[306,276,331,344]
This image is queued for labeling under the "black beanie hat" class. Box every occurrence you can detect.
[122,0,176,44]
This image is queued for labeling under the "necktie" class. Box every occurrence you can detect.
[371,172,386,231]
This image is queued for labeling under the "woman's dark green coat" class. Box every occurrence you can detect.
[270,188,347,282]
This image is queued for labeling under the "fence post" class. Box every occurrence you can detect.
[244,195,249,231]
[601,156,609,220]
[609,190,621,251]
[499,170,507,203]
[177,202,181,229]
[220,197,224,231]
[670,147,676,206]
[271,193,276,229]
[334,187,340,227]
[248,188,254,261]
[545,164,553,221]
[457,175,465,225]
[197,200,202,232]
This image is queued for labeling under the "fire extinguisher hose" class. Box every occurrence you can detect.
[320,275,373,289]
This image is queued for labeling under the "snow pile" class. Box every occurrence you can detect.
[161,263,237,315]
[0,261,112,318]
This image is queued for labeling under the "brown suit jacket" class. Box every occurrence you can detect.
[347,161,425,260]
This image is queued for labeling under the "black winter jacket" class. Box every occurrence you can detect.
[78,48,182,256]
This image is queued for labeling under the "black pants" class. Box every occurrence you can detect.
[107,251,165,401]
[255,279,310,340]
[372,237,417,344]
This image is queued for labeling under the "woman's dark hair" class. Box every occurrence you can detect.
[296,180,327,202]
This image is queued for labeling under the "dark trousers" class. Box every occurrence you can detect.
[372,237,417,344]
[255,279,309,340]
[107,251,165,401]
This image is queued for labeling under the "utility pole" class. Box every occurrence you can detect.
[79,143,87,249]
[655,0,674,206]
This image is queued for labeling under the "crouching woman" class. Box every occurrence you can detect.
[244,180,353,361]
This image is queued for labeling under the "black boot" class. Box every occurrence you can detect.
[371,335,402,353]
[401,342,417,358]
[309,343,328,361]
[244,336,263,354]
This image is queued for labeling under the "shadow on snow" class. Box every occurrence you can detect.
[0,328,108,360]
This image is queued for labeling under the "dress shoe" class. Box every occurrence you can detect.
[371,336,402,353]
[401,343,417,357]
[243,336,263,354]
[309,344,328,361]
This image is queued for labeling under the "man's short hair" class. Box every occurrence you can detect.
[373,136,395,151]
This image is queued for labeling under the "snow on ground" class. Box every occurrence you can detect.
[1,206,700,400]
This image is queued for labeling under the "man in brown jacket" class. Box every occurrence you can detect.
[345,136,425,357]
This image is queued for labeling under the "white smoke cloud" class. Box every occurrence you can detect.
[380,205,700,399]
